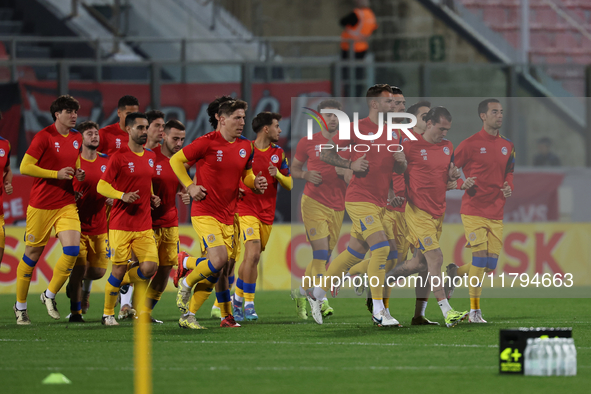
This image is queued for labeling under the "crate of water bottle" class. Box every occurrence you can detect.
[524,338,577,376]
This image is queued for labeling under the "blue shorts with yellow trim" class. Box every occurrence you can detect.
[239,215,273,252]
[191,216,233,256]
[24,204,81,247]
[461,214,503,255]
[154,226,180,266]
[405,202,443,252]
[109,229,159,265]
[301,195,345,253]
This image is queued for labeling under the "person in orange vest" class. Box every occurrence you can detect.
[340,0,378,60]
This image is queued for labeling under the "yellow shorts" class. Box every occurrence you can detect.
[239,215,273,251]
[109,229,158,265]
[405,202,443,252]
[346,202,394,242]
[461,214,504,255]
[301,195,345,252]
[154,227,179,267]
[24,204,81,247]
[383,209,411,260]
[76,233,109,269]
[192,216,233,256]
[230,213,241,261]
[0,214,5,249]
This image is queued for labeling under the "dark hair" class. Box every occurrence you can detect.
[478,98,500,120]
[207,95,234,129]
[118,95,139,109]
[218,99,248,118]
[317,99,343,111]
[146,109,165,125]
[77,120,99,134]
[125,112,147,128]
[425,106,452,125]
[407,101,431,116]
[252,112,281,133]
[164,119,186,133]
[390,85,403,95]
[366,83,395,98]
[50,95,80,121]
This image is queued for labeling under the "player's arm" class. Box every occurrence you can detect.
[97,156,139,203]
[171,145,208,201]
[242,145,267,193]
[270,153,293,191]
[319,138,368,172]
[3,145,13,195]
[502,145,515,197]
[20,154,67,179]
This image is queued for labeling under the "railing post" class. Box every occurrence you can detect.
[58,61,69,96]
[10,38,17,83]
[150,63,161,110]
[586,65,591,167]
[241,63,253,138]
[95,39,101,82]
[331,62,342,97]
[180,38,187,83]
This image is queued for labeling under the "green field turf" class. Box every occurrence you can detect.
[1,292,589,394]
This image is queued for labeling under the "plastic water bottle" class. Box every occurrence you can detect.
[545,339,557,376]
[564,338,577,376]
[524,338,535,376]
[553,339,565,376]
[537,338,549,376]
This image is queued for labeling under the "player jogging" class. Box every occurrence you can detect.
[232,111,292,321]
[97,112,161,326]
[14,95,84,324]
[170,100,267,329]
[0,114,13,271]
[447,99,514,323]
[97,95,140,155]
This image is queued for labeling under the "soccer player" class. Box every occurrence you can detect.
[448,99,514,323]
[14,95,84,324]
[307,84,404,326]
[97,95,140,155]
[0,116,13,269]
[396,106,468,328]
[170,99,267,329]
[69,121,111,322]
[231,112,292,321]
[117,109,166,317]
[147,119,190,323]
[97,112,161,326]
[291,99,350,320]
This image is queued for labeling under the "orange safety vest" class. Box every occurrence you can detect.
[341,8,378,53]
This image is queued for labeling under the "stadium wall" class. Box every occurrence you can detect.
[0,223,589,294]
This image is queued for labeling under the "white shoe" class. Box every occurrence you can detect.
[469,309,487,323]
[40,291,60,320]
[372,308,401,327]
[13,304,31,325]
[305,289,323,325]
[102,315,119,326]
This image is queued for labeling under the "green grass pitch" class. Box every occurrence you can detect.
[1,292,589,394]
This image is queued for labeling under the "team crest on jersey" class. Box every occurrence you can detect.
[128,162,135,173]
[115,138,122,149]
[239,148,247,158]
[0,149,4,157]
[101,165,107,173]
[403,138,409,142]
[368,132,375,143]
[501,146,508,155]
[364,215,374,225]
[148,158,154,167]
[423,236,433,247]
[246,227,255,236]
[27,234,35,243]
[469,232,477,242]
[309,228,317,237]
[271,154,279,164]
[73,140,79,149]
[156,164,163,175]
[207,234,216,243]
[443,147,450,155]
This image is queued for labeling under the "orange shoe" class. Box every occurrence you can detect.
[220,314,241,328]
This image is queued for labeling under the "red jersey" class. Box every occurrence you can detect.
[98,123,129,155]
[101,146,156,232]
[25,124,82,210]
[344,117,396,207]
[387,129,413,213]
[454,128,515,220]
[238,143,290,225]
[182,131,253,225]
[151,145,181,228]
[74,153,109,235]
[0,137,10,216]
[294,132,349,211]
[402,134,454,219]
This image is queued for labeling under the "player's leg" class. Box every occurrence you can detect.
[381,211,399,316]
[67,234,89,322]
[15,206,54,323]
[145,228,177,322]
[126,230,160,319]
[102,229,135,326]
[81,233,108,314]
[219,213,240,318]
